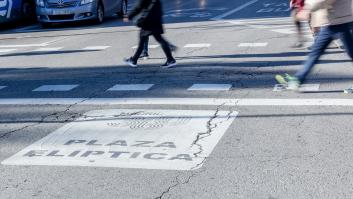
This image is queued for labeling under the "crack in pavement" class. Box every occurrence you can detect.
[153,169,206,199]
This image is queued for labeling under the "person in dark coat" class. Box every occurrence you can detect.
[123,0,176,68]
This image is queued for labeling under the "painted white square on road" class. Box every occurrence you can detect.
[33,85,79,92]
[33,47,63,52]
[1,109,238,170]
[107,84,154,91]
[83,46,111,51]
[184,44,211,48]
[132,45,159,49]
[0,49,16,53]
[238,43,268,47]
[188,84,232,91]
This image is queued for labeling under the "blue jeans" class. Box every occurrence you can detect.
[295,22,353,82]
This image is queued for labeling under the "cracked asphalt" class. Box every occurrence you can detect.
[1,0,353,198]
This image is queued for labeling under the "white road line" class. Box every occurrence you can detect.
[211,0,259,20]
[107,84,154,91]
[274,84,321,92]
[188,84,232,91]
[0,44,48,48]
[132,45,159,49]
[0,49,16,53]
[0,86,7,90]
[83,46,111,50]
[33,85,79,92]
[238,43,268,47]
[33,47,63,52]
[1,98,353,106]
[184,44,211,48]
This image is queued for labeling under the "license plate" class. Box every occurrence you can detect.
[52,9,72,15]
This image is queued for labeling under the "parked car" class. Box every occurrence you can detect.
[0,0,36,24]
[36,0,127,27]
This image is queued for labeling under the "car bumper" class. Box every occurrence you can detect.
[36,3,97,23]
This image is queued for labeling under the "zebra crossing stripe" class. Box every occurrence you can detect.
[132,45,159,49]
[33,47,63,52]
[238,43,268,47]
[0,49,16,53]
[33,85,79,92]
[188,84,232,91]
[107,84,154,91]
[184,44,211,48]
[83,46,111,50]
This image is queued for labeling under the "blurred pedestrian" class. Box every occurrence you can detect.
[139,36,178,60]
[123,0,176,68]
[277,0,353,90]
[290,0,306,48]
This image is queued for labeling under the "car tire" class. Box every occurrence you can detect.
[95,2,104,24]
[21,0,36,23]
[117,0,127,17]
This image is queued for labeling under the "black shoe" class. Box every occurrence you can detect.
[123,57,137,67]
[139,53,149,60]
[161,59,177,68]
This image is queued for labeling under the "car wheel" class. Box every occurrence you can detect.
[95,2,104,24]
[21,0,36,23]
[117,0,127,17]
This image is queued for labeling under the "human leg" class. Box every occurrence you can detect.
[295,26,334,82]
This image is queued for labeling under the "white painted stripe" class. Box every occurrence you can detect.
[0,44,48,48]
[0,86,7,90]
[226,17,291,24]
[273,84,320,92]
[33,85,79,92]
[238,43,268,47]
[188,84,232,91]
[1,98,353,106]
[132,45,159,49]
[83,46,111,50]
[0,49,16,53]
[211,0,258,20]
[184,43,211,48]
[107,84,154,91]
[33,47,63,52]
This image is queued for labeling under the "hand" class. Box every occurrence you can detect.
[123,17,129,22]
[296,10,310,21]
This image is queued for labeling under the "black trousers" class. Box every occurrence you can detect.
[132,31,174,62]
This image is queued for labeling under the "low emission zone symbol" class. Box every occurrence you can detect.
[2,109,237,170]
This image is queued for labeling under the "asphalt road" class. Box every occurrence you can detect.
[1,0,353,198]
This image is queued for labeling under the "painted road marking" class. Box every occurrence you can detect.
[82,46,111,51]
[2,109,237,170]
[238,43,268,47]
[211,0,258,20]
[273,84,320,92]
[107,84,154,91]
[0,86,7,90]
[33,85,79,92]
[184,44,211,48]
[0,43,47,48]
[188,84,232,91]
[33,47,63,52]
[2,98,353,106]
[0,49,16,53]
[132,45,159,49]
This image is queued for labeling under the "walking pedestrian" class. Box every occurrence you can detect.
[139,36,178,60]
[290,0,306,48]
[123,0,177,68]
[276,0,353,90]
